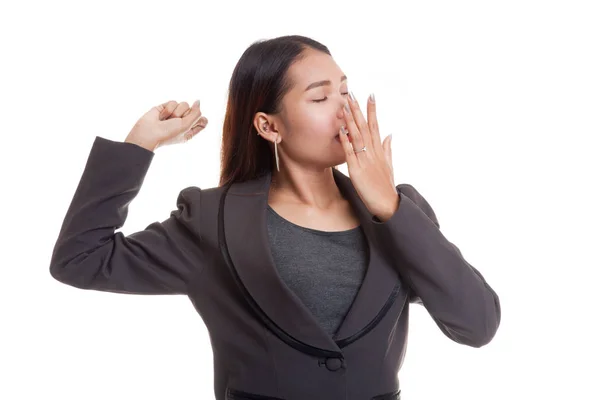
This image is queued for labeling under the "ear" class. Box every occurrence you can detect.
[253,112,280,143]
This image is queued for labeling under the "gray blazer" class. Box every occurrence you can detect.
[50,136,501,400]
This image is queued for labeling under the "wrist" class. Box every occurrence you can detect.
[124,133,158,152]
[374,192,401,222]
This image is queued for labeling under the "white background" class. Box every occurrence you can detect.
[1,1,599,399]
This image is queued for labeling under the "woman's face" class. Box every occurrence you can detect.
[271,49,350,170]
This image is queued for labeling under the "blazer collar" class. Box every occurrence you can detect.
[221,168,403,354]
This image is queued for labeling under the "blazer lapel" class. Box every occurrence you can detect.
[330,168,405,342]
[221,169,405,354]
[222,171,340,354]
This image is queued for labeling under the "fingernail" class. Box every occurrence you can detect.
[369,93,375,103]
[344,103,351,113]
[340,126,349,135]
[349,91,356,102]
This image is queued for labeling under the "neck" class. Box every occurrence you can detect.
[269,166,343,209]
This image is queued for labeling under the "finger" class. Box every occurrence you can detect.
[181,100,203,128]
[342,101,365,155]
[382,134,395,185]
[172,118,207,145]
[171,101,190,118]
[181,100,203,125]
[157,100,177,121]
[181,100,202,119]
[148,100,169,119]
[159,100,178,120]
[183,125,203,142]
[339,126,358,168]
[366,93,383,154]
[383,134,393,173]
[348,93,372,147]
[190,116,208,130]
[181,103,194,118]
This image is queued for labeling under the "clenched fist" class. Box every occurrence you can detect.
[125,100,208,151]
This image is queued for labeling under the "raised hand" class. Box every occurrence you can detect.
[125,100,208,151]
[338,93,399,222]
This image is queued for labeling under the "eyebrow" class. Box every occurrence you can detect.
[304,75,348,91]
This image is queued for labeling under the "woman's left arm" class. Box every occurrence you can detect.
[371,183,501,348]
[339,93,500,348]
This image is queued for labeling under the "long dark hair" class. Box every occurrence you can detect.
[219,35,331,187]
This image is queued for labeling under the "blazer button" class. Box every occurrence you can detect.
[324,357,344,371]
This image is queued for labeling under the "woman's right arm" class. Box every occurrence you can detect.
[49,100,209,295]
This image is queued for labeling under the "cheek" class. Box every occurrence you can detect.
[289,108,338,140]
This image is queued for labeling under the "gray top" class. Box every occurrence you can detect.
[266,205,369,337]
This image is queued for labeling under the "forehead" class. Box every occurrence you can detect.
[286,49,345,90]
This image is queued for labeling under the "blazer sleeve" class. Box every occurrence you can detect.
[371,183,501,348]
[49,136,201,295]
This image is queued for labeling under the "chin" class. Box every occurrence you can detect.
[329,152,347,167]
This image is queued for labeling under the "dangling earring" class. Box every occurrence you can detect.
[274,137,280,172]
[259,123,279,172]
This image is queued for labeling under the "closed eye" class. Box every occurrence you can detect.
[312,92,349,103]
